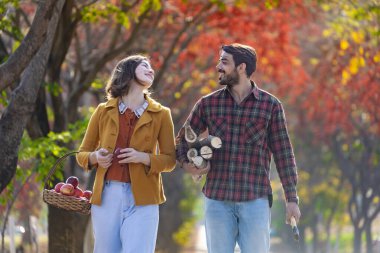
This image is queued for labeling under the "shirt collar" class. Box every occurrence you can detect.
[251,81,260,100]
[225,81,260,100]
[118,99,148,118]
[105,95,163,112]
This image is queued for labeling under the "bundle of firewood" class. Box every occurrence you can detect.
[184,122,222,181]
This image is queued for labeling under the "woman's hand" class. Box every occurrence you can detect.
[117,148,151,166]
[90,148,113,168]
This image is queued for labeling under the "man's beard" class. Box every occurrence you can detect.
[218,69,239,87]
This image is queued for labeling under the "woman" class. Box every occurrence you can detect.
[76,55,176,253]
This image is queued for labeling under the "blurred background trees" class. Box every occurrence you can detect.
[0,0,379,252]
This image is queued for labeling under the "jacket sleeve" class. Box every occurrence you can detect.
[147,108,176,175]
[76,105,101,171]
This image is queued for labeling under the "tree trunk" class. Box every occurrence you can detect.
[311,216,320,253]
[21,215,32,247]
[298,226,306,253]
[26,87,50,138]
[365,223,372,253]
[0,38,8,62]
[354,227,362,253]
[0,0,57,91]
[0,0,66,193]
[47,0,77,132]
[156,167,185,253]
[48,207,89,253]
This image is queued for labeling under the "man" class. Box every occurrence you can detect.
[176,43,301,253]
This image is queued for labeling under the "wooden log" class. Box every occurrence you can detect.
[191,157,208,182]
[200,146,213,160]
[190,135,222,149]
[187,148,198,161]
[192,156,207,169]
[184,122,197,143]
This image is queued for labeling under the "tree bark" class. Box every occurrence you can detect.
[354,227,362,253]
[48,207,89,253]
[47,0,77,132]
[0,38,8,62]
[156,168,185,253]
[0,0,57,91]
[26,87,50,138]
[365,223,373,253]
[0,0,66,193]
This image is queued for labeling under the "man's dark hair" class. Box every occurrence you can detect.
[105,55,149,99]
[221,44,257,77]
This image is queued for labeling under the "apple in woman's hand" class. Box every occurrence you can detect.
[114,147,122,156]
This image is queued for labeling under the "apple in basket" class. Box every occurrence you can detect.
[54,182,65,193]
[82,190,92,200]
[60,183,75,196]
[66,176,79,189]
[74,187,84,198]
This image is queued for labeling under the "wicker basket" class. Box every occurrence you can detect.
[43,151,91,215]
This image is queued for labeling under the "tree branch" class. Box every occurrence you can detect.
[152,2,214,90]
[67,4,152,112]
[0,0,57,91]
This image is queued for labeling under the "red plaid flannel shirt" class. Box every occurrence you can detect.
[176,83,299,203]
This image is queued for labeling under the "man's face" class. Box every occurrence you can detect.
[135,60,155,87]
[216,51,239,87]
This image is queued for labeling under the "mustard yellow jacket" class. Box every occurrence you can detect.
[76,96,176,206]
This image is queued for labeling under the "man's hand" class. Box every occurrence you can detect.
[183,161,210,176]
[286,202,301,224]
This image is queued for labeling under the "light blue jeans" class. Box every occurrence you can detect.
[204,196,271,253]
[91,181,159,253]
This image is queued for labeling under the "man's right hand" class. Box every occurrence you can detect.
[182,161,210,176]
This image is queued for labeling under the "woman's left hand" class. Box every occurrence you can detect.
[117,148,151,166]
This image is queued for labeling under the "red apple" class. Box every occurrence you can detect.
[79,197,88,202]
[82,190,92,200]
[74,187,84,198]
[54,182,65,193]
[66,176,79,189]
[60,183,75,196]
[114,147,122,156]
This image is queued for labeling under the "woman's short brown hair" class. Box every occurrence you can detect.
[105,55,149,99]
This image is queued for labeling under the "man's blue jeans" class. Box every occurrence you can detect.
[204,196,271,253]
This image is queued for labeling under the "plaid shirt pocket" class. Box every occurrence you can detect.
[245,119,267,144]
[209,117,227,140]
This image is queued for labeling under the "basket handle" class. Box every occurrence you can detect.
[44,151,80,189]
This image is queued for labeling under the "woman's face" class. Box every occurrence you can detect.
[135,60,155,87]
